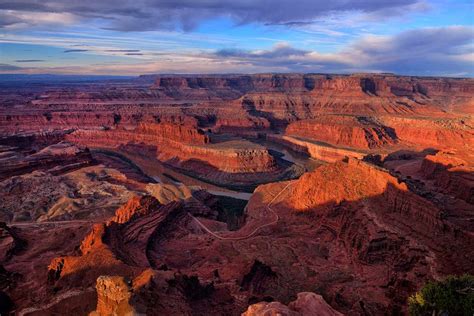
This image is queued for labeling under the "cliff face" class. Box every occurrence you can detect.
[149,74,474,117]
[289,159,444,233]
[67,123,277,174]
[420,151,474,204]
[380,117,474,150]
[137,122,209,144]
[44,195,237,315]
[286,115,398,149]
[266,134,365,162]
[152,74,474,98]
[290,159,408,208]
[233,158,471,313]
[242,292,343,316]
[48,195,184,284]
[285,159,472,272]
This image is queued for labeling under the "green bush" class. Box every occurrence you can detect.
[408,274,474,316]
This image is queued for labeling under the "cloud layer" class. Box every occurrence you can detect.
[203,26,474,76]
[0,0,424,31]
[2,26,473,76]
[1,1,472,76]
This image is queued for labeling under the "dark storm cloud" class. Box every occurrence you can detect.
[207,26,474,75]
[0,0,424,31]
[63,49,89,53]
[15,59,45,62]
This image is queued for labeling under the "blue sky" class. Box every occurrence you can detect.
[0,0,473,76]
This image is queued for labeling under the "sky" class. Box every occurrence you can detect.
[0,0,473,76]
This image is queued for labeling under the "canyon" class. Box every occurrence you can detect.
[0,73,473,315]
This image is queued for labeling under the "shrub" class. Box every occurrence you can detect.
[408,274,474,316]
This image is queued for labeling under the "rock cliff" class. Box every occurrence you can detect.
[242,292,343,316]
[285,115,397,149]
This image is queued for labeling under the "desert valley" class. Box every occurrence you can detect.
[0,73,473,315]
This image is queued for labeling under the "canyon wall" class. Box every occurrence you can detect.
[380,116,474,150]
[66,123,277,174]
[266,134,365,162]
[420,151,474,204]
[285,115,398,149]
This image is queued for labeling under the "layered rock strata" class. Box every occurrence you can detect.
[285,115,397,149]
[67,123,278,174]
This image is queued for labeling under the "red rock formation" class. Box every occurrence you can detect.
[213,115,270,133]
[288,159,448,241]
[239,158,473,313]
[0,223,25,262]
[242,292,343,316]
[1,74,473,137]
[66,123,278,174]
[420,151,474,204]
[286,115,397,149]
[289,158,409,209]
[266,134,365,162]
[111,195,162,224]
[380,116,474,150]
[1,73,473,315]
[48,195,183,281]
[150,74,474,103]
[89,276,136,316]
[137,122,209,144]
[0,142,94,180]
[44,195,237,315]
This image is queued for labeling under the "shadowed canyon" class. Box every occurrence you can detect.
[0,73,473,315]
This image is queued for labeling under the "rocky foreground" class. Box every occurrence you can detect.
[0,73,473,315]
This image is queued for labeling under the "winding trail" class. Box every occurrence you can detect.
[188,182,293,241]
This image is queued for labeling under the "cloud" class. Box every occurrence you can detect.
[0,9,77,28]
[341,26,474,75]
[0,0,425,31]
[0,63,23,71]
[105,49,140,52]
[15,59,45,62]
[63,49,89,53]
[205,26,474,76]
[1,26,472,77]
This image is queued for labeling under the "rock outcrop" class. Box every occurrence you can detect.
[89,276,136,316]
[0,222,25,262]
[0,141,94,180]
[266,134,365,162]
[0,166,136,223]
[420,151,474,204]
[66,123,278,174]
[379,116,474,150]
[242,292,343,316]
[285,115,397,149]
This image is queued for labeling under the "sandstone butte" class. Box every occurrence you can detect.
[0,73,473,315]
